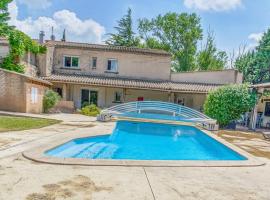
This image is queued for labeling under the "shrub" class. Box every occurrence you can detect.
[81,101,91,108]
[81,104,100,117]
[204,84,257,127]
[43,90,61,113]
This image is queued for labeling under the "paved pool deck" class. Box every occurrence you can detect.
[0,112,270,199]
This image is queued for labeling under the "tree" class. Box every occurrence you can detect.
[196,30,227,70]
[106,8,140,47]
[0,0,13,36]
[204,84,257,127]
[138,13,203,72]
[235,29,270,84]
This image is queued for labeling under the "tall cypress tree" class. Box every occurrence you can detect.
[106,8,140,47]
[0,0,13,36]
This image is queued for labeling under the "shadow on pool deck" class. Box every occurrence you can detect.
[217,130,270,159]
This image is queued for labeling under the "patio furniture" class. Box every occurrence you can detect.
[262,132,270,140]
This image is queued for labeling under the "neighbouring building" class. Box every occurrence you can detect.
[0,33,243,113]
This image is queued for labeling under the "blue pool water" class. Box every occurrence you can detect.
[46,121,246,160]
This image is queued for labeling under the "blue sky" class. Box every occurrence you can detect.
[8,0,270,56]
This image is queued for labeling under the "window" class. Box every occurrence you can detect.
[107,59,118,72]
[92,57,97,69]
[31,87,38,104]
[63,56,79,68]
[53,87,63,98]
[265,102,270,116]
[114,92,122,103]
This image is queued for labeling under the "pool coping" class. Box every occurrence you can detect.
[23,124,265,167]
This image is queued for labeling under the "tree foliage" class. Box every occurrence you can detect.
[106,8,140,47]
[43,90,61,113]
[1,29,47,73]
[138,13,203,72]
[204,84,257,127]
[196,30,227,70]
[0,0,13,36]
[235,29,270,84]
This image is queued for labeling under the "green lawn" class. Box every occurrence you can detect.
[0,115,61,132]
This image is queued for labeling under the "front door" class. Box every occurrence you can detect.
[81,89,98,107]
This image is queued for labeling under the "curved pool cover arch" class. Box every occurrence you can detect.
[98,101,217,130]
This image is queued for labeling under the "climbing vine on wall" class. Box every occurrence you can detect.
[1,30,46,73]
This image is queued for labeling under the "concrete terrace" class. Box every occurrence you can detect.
[0,112,270,199]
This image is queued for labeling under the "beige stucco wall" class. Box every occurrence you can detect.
[124,89,169,102]
[37,45,55,76]
[174,93,207,111]
[25,82,47,113]
[171,69,243,84]
[52,47,171,80]
[60,83,172,109]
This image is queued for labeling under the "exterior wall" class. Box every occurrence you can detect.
[52,47,171,80]
[37,45,55,76]
[71,84,106,108]
[0,44,9,63]
[124,89,169,102]
[0,70,27,112]
[171,69,243,84]
[25,82,47,113]
[174,93,207,111]
[61,83,170,109]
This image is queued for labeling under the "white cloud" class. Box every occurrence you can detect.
[248,32,263,43]
[8,2,106,43]
[17,0,52,10]
[184,0,242,11]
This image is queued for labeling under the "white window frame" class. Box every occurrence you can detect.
[63,55,80,68]
[106,59,118,72]
[31,87,38,104]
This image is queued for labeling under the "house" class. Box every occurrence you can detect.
[0,32,242,113]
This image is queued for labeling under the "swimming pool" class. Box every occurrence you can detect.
[46,121,246,161]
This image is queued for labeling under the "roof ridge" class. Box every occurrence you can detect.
[45,40,170,56]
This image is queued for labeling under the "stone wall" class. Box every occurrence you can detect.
[0,69,49,113]
[0,70,27,112]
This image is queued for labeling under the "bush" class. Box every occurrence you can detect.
[81,104,100,117]
[81,101,91,108]
[43,90,61,113]
[204,84,257,127]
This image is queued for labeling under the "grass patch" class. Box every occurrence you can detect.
[0,115,61,132]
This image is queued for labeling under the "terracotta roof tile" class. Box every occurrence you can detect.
[42,73,220,93]
[45,41,171,56]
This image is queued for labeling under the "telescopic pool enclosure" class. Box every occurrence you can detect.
[98,101,218,131]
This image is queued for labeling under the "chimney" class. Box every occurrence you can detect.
[50,27,55,41]
[39,31,45,44]
[61,29,66,42]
